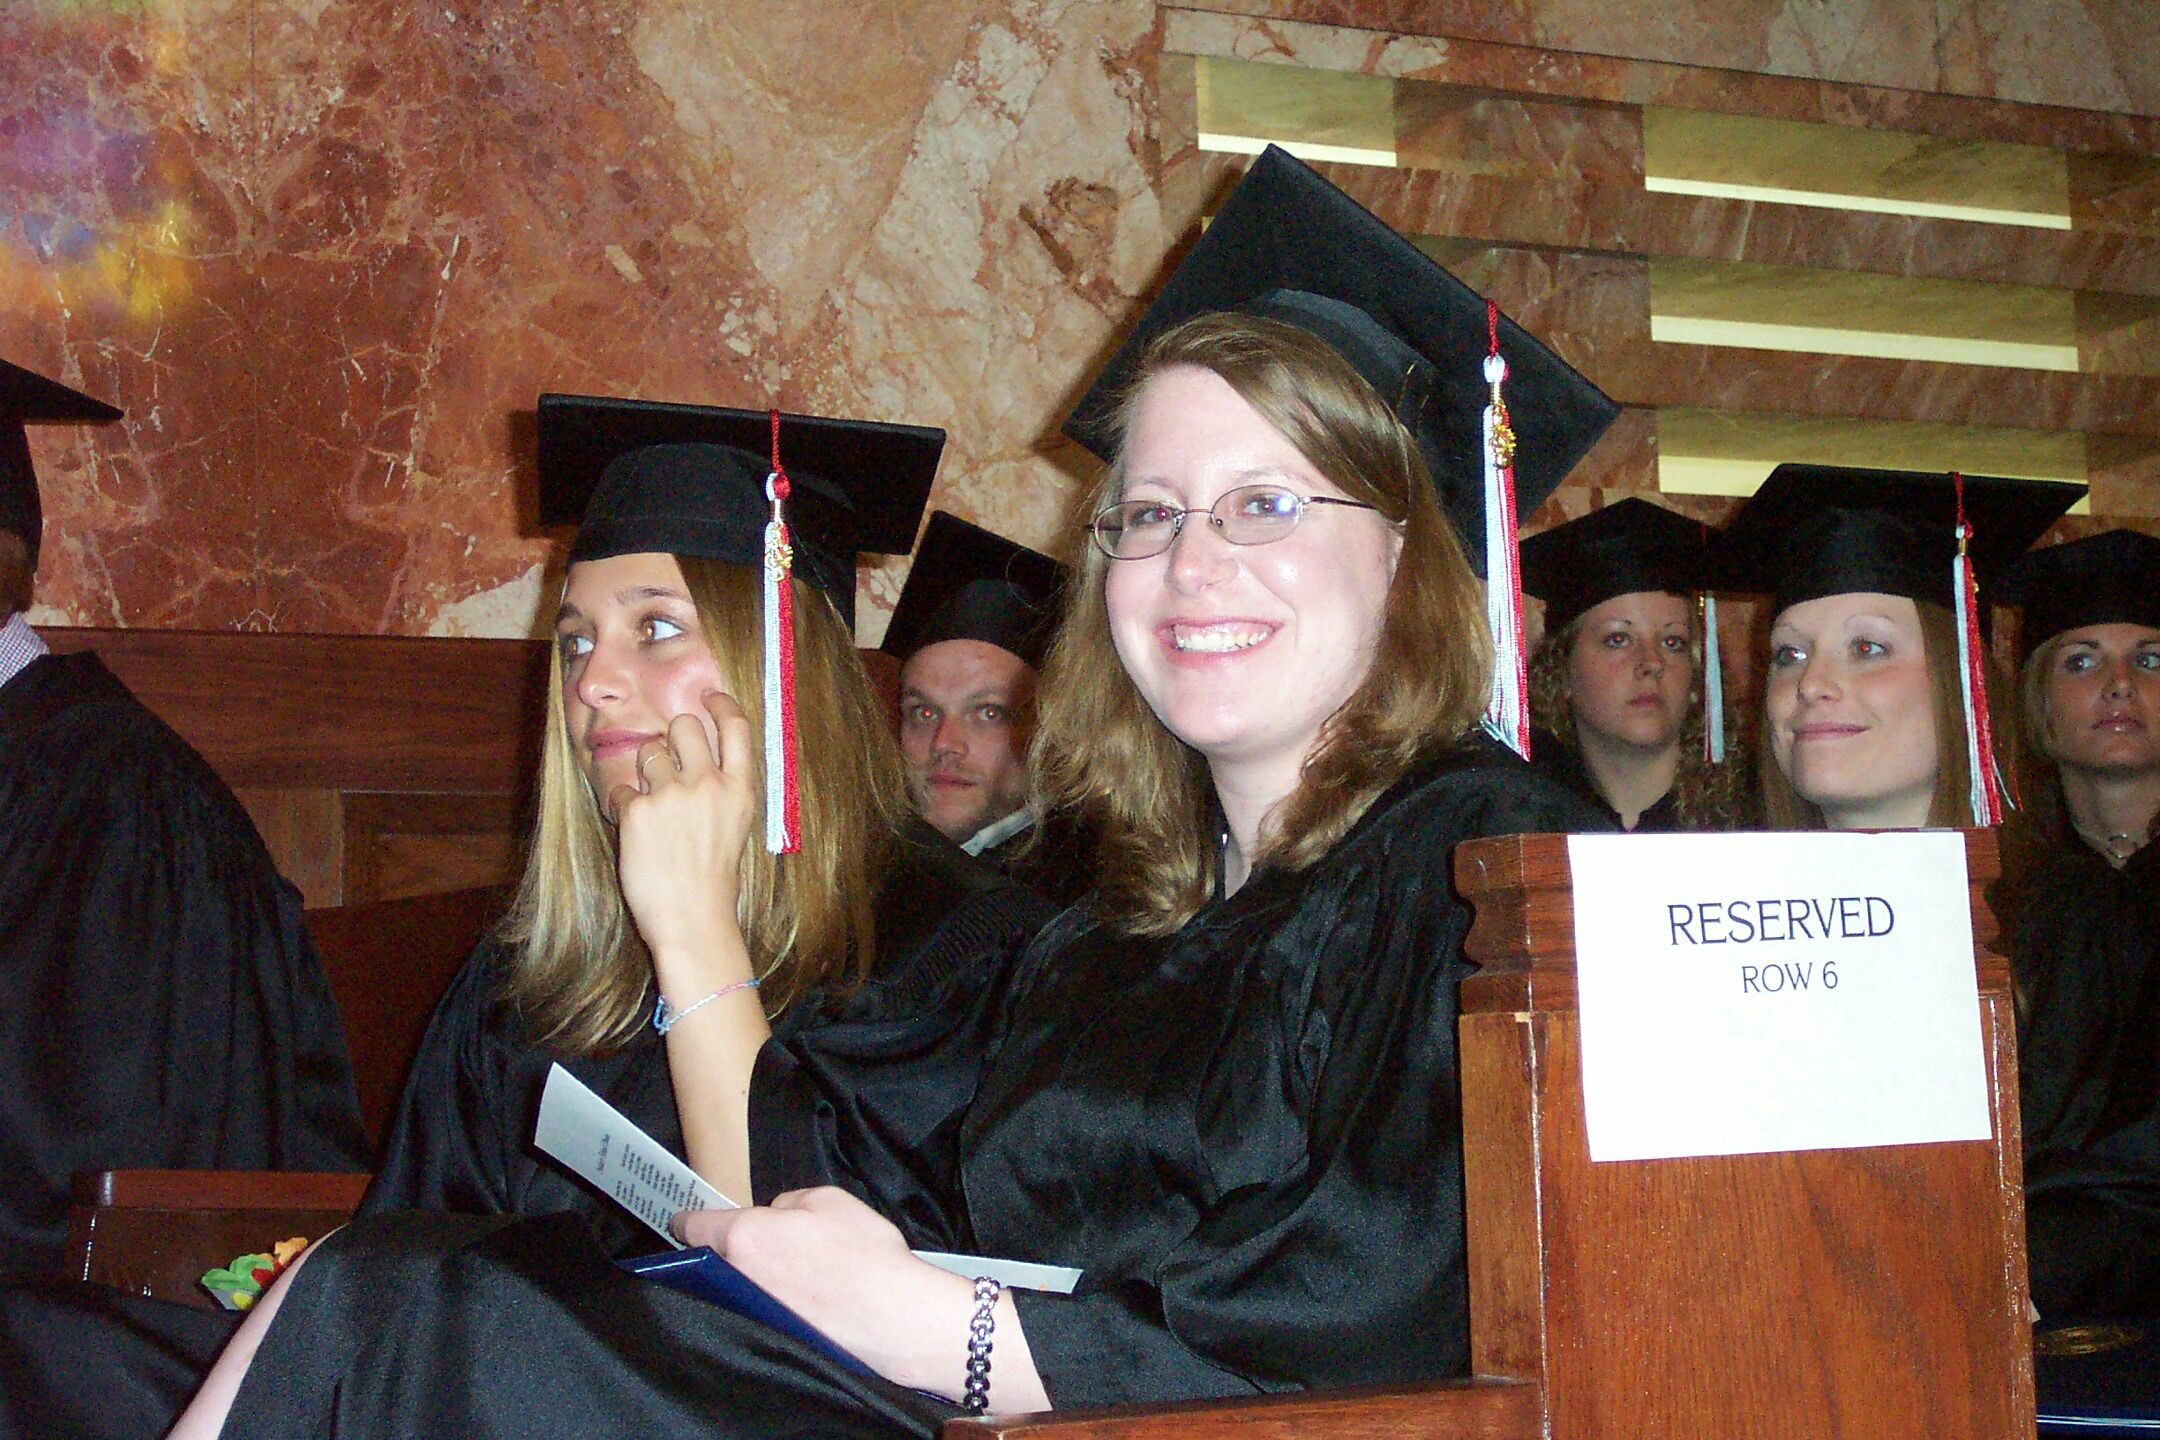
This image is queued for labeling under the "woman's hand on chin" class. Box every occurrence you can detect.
[611,691,756,961]
[675,1188,983,1401]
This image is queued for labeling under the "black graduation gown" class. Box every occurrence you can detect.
[973,806,1098,911]
[0,820,1052,1440]
[2013,835,2160,1318]
[214,743,1600,1438]
[0,652,366,1276]
[365,820,1055,1259]
[1528,726,1677,832]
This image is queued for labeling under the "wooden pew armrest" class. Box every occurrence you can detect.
[943,1375,1537,1439]
[66,1168,372,1307]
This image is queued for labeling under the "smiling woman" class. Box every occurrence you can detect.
[1765,591,1953,830]
[1717,463,2078,832]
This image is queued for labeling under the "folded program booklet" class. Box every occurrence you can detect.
[534,1064,1082,1294]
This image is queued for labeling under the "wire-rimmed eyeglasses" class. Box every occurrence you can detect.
[1087,484,1382,560]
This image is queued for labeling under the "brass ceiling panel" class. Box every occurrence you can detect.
[1658,407,2092,514]
[1643,106,2073,231]
[1194,56,1396,167]
[1650,256,2089,371]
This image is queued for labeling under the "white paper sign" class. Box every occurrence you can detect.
[1567,830,1992,1162]
[534,1065,1082,1293]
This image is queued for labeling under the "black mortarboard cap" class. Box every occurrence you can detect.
[1996,528,2160,655]
[1717,464,2081,615]
[880,511,1066,668]
[536,393,943,625]
[1062,145,1620,574]
[0,358,124,564]
[1520,497,1720,631]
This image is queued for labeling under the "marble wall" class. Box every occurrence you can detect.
[3,0,2155,639]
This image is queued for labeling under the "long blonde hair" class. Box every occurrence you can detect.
[1032,312,1493,935]
[501,555,907,1053]
[1759,598,1986,829]
[1528,600,1753,829]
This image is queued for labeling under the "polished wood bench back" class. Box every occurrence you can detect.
[43,628,903,908]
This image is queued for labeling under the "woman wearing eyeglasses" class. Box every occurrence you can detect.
[171,149,1611,1440]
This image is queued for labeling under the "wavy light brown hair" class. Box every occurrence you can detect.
[1758,597,1992,829]
[1527,599,1753,829]
[501,555,907,1053]
[1032,312,1493,935]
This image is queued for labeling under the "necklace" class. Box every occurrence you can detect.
[2073,823,2143,866]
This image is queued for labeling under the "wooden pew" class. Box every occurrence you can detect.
[41,627,903,908]
[41,627,547,908]
[951,829,2032,1439]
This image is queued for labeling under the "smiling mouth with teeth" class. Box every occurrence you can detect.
[1171,623,1274,654]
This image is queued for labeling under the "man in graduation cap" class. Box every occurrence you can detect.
[879,512,1093,903]
[0,359,366,1283]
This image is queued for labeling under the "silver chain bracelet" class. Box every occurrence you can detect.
[961,1275,1001,1415]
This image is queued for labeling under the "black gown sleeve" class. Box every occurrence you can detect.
[2012,841,2160,1316]
[359,946,526,1216]
[748,831,1060,1249]
[0,657,366,1273]
[998,761,1600,1405]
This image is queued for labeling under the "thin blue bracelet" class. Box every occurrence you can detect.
[652,976,759,1035]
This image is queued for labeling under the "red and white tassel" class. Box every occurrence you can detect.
[1480,301,1531,760]
[762,411,801,855]
[1951,472,2007,826]
[1701,591,1726,764]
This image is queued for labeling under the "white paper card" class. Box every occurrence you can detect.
[535,1066,737,1243]
[1567,830,1992,1162]
[534,1065,1082,1293]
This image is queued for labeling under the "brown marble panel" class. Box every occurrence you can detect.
[1619,342,2160,437]
[2075,289,2160,375]
[777,0,1172,608]
[1406,230,2160,489]
[2086,433,2160,517]
[2070,150,2160,238]
[8,0,2160,639]
[1395,85,1641,181]
[5,1,1183,638]
[1958,0,2160,116]
[1419,239,1647,397]
[1164,7,2160,150]
[1170,0,1952,93]
[1334,162,2160,296]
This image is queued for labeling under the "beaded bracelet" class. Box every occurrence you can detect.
[651,976,759,1035]
[962,1275,1002,1415]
